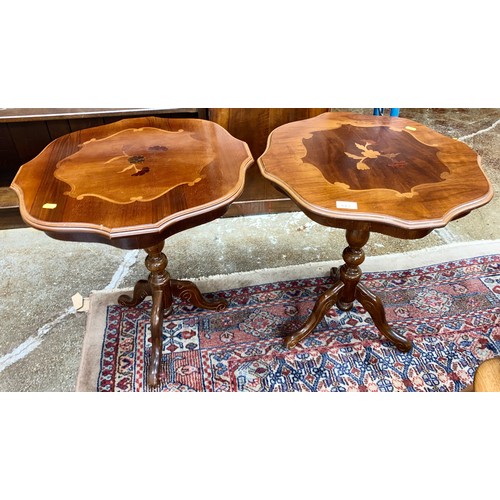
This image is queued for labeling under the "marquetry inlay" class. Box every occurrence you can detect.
[302,125,450,197]
[256,111,493,352]
[344,141,400,171]
[54,127,216,204]
[258,112,492,235]
[10,115,255,389]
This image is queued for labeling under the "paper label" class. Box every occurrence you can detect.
[336,201,358,210]
[72,293,89,312]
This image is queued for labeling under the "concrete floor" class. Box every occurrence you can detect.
[0,108,499,391]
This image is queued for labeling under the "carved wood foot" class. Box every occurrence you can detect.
[116,242,174,388]
[285,281,344,348]
[116,245,227,387]
[118,277,165,386]
[171,279,228,311]
[285,224,412,352]
[356,283,412,352]
[118,280,151,307]
[148,288,166,387]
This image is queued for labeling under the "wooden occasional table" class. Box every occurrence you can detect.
[258,112,493,350]
[11,117,253,387]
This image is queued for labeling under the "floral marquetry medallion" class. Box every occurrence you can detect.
[10,115,256,388]
[256,112,493,352]
[302,124,450,197]
[10,116,253,247]
[54,127,216,204]
[258,112,493,235]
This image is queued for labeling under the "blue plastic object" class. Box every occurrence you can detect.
[373,108,400,117]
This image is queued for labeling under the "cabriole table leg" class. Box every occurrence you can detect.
[171,280,227,311]
[118,242,172,387]
[285,225,412,352]
[118,241,228,388]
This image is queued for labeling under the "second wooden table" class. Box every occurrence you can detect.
[258,111,493,350]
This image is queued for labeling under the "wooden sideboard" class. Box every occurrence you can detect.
[1,108,328,228]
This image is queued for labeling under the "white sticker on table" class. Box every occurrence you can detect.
[336,201,358,210]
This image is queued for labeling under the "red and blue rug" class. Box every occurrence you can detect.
[80,253,500,391]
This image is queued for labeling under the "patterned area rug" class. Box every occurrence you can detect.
[78,248,500,392]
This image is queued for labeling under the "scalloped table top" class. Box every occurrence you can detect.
[11,117,253,248]
[258,112,493,238]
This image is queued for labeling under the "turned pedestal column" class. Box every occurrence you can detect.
[285,224,412,351]
[118,242,227,386]
[11,116,253,387]
[257,111,493,349]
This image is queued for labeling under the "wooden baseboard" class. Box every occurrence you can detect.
[0,186,18,208]
[0,187,26,229]
[0,208,27,229]
[224,198,298,217]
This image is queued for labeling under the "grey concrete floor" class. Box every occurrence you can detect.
[0,108,499,391]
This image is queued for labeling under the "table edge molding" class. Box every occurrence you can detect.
[10,155,254,241]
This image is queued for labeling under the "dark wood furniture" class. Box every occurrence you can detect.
[208,108,329,216]
[1,108,330,226]
[0,108,204,229]
[470,358,500,392]
[258,111,493,350]
[11,116,253,387]
[463,357,500,391]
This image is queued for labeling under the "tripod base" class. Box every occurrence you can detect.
[285,226,412,352]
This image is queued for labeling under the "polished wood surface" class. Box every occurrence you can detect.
[473,357,500,392]
[118,242,227,386]
[11,116,252,387]
[258,111,493,350]
[0,109,205,228]
[11,116,253,249]
[258,112,493,239]
[286,224,412,351]
[209,108,328,216]
[0,109,203,183]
